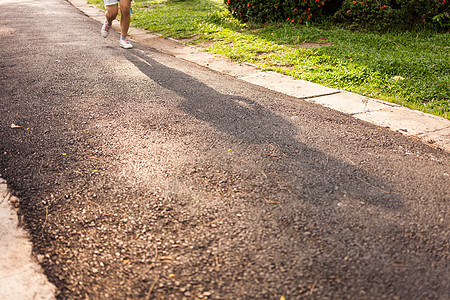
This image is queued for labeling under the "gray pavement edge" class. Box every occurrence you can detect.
[69,0,450,153]
[0,177,56,300]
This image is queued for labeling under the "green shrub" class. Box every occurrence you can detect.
[224,0,337,24]
[225,0,449,31]
[432,6,450,28]
[335,0,450,31]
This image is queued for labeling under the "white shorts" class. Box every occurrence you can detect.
[104,0,119,6]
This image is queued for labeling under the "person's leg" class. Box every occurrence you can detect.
[101,1,119,38]
[105,3,119,25]
[119,0,132,37]
[118,0,133,48]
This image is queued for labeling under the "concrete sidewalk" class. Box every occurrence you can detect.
[0,178,56,300]
[71,0,450,153]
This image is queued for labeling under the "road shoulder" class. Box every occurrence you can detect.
[0,177,56,300]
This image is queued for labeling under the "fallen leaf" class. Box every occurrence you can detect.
[11,123,24,129]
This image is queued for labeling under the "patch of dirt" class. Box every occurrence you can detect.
[298,41,333,48]
[255,50,275,55]
[273,64,295,70]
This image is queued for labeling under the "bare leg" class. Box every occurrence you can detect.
[105,4,119,24]
[119,0,132,37]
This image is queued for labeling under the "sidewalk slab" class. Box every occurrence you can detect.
[80,5,104,18]
[418,127,450,149]
[354,106,450,136]
[240,71,339,99]
[177,52,260,77]
[308,91,398,115]
[138,35,197,56]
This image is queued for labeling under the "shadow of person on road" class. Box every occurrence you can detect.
[124,49,402,210]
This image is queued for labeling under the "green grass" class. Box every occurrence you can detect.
[89,0,450,119]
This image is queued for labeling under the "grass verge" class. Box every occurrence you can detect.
[88,0,450,119]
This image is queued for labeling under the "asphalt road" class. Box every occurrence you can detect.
[1,0,449,299]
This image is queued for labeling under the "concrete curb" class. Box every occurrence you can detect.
[69,0,450,152]
[0,177,56,300]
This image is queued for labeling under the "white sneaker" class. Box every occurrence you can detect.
[101,21,111,38]
[120,37,133,49]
